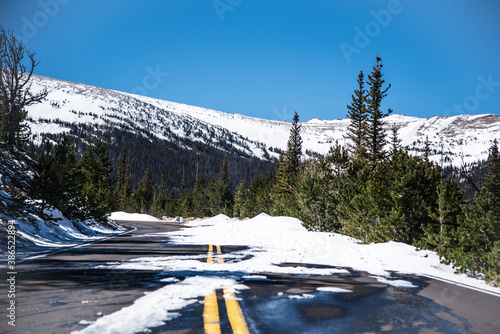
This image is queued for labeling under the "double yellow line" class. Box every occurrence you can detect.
[203,245,250,334]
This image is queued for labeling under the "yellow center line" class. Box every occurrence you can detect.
[216,245,250,334]
[204,244,221,334]
[223,288,250,334]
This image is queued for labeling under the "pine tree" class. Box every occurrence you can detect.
[483,139,500,219]
[233,180,247,219]
[252,173,275,217]
[216,157,233,216]
[485,241,500,286]
[152,169,168,218]
[287,111,303,175]
[390,126,402,156]
[135,168,154,214]
[191,174,211,217]
[32,141,57,219]
[273,111,302,215]
[32,137,89,221]
[346,71,368,161]
[78,139,115,222]
[365,56,392,163]
[52,136,81,219]
[421,178,464,256]
[115,148,132,211]
[453,192,499,276]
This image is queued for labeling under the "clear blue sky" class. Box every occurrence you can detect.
[1,0,499,121]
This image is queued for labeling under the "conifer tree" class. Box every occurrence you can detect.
[216,157,233,216]
[287,111,303,175]
[233,180,247,219]
[245,173,275,217]
[164,187,179,217]
[390,126,402,156]
[346,71,368,161]
[483,139,500,219]
[32,139,81,220]
[32,142,55,219]
[421,178,464,256]
[115,148,132,211]
[135,168,154,214]
[191,174,211,217]
[78,139,115,222]
[152,169,168,218]
[51,136,81,219]
[365,56,392,163]
[273,112,302,215]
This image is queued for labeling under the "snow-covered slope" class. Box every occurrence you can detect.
[0,143,124,257]
[27,75,500,166]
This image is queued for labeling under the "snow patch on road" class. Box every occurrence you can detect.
[73,276,236,334]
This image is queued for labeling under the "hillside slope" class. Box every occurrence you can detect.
[25,75,500,187]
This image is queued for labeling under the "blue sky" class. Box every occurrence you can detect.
[1,0,499,122]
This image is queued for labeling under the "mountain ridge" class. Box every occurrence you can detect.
[26,74,500,172]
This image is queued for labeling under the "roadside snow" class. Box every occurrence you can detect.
[109,211,163,222]
[170,214,500,294]
[77,213,500,333]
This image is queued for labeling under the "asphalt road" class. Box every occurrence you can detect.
[1,220,499,334]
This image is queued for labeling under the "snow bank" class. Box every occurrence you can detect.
[109,211,163,222]
[0,207,124,261]
[167,214,500,294]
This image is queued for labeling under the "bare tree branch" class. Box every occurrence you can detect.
[0,27,47,145]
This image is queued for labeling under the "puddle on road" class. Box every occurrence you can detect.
[238,274,470,334]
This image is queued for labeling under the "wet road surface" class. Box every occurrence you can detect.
[1,221,499,334]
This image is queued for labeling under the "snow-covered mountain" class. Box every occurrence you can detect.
[27,75,500,167]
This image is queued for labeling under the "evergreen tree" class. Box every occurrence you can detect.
[421,178,464,256]
[191,174,211,217]
[423,136,432,161]
[346,71,368,161]
[32,141,55,219]
[485,241,500,286]
[32,137,85,221]
[298,143,348,231]
[453,191,499,276]
[245,173,275,217]
[164,187,179,218]
[287,111,303,175]
[134,168,154,214]
[233,180,247,219]
[152,169,168,218]
[273,112,302,215]
[365,56,392,163]
[115,148,132,211]
[51,136,82,219]
[483,139,500,219]
[390,126,402,156]
[215,157,233,216]
[78,139,115,222]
